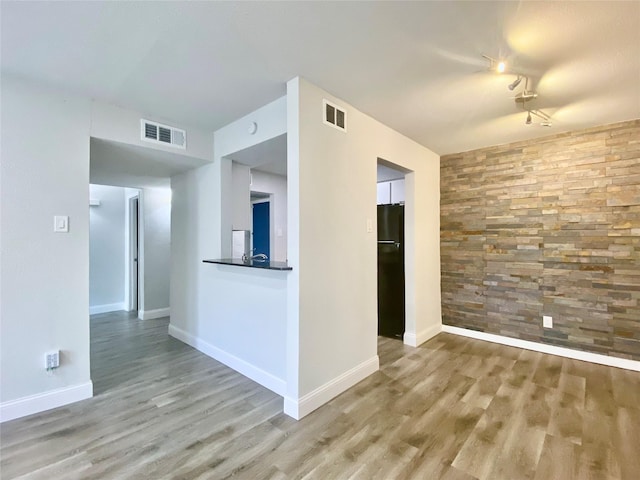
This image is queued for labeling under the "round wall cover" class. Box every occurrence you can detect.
[248,122,258,135]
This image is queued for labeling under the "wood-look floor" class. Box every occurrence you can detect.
[1,311,639,479]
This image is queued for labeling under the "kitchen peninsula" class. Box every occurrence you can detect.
[203,258,292,271]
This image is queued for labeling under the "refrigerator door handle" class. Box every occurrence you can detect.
[378,240,395,244]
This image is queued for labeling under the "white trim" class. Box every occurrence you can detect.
[404,323,442,347]
[283,355,379,420]
[168,324,286,396]
[0,381,93,423]
[139,307,170,320]
[89,302,125,315]
[442,325,640,372]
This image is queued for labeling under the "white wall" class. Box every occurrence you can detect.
[170,96,289,395]
[0,76,93,420]
[170,165,218,338]
[141,187,171,315]
[377,164,405,182]
[251,170,288,262]
[231,162,251,231]
[89,184,126,313]
[90,101,213,162]
[215,96,287,257]
[376,178,406,205]
[1,76,440,423]
[0,80,203,421]
[88,184,170,317]
[284,77,441,418]
[170,164,287,393]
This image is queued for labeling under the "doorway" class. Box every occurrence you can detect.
[252,200,270,259]
[377,203,405,339]
[128,195,140,312]
[376,161,409,341]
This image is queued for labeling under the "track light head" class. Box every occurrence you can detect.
[508,76,523,91]
[482,55,507,74]
[530,110,553,127]
[526,112,532,125]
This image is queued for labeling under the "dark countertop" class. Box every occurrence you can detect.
[203,258,292,271]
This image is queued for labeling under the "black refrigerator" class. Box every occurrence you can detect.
[377,204,405,339]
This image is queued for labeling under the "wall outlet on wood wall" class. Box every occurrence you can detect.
[543,316,553,329]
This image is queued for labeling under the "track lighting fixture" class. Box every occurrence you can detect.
[508,76,523,91]
[524,110,553,127]
[482,55,507,74]
[481,54,552,128]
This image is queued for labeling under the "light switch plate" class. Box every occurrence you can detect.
[543,315,553,329]
[366,218,373,233]
[54,216,69,233]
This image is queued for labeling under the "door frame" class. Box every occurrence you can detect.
[125,193,141,313]
[251,193,274,260]
[376,158,415,347]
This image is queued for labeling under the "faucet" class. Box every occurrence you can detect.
[242,252,268,262]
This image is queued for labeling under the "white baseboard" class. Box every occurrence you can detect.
[0,381,93,423]
[284,355,379,420]
[168,324,286,396]
[404,323,442,347]
[139,307,170,320]
[89,302,125,315]
[442,325,640,372]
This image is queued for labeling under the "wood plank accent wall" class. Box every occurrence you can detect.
[440,119,640,361]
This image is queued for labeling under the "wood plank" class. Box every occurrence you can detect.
[1,317,637,479]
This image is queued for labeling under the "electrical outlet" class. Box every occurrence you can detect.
[45,351,60,370]
[543,315,553,329]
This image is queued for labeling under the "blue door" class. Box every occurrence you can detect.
[252,202,270,259]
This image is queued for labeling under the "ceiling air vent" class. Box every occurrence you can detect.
[323,99,347,132]
[141,119,186,149]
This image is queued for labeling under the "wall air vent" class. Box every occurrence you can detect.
[141,119,186,149]
[323,99,347,132]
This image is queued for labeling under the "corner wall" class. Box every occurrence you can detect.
[90,101,213,162]
[215,96,287,256]
[1,77,92,421]
[169,96,288,396]
[89,184,126,314]
[141,187,171,316]
[441,119,640,361]
[285,78,441,418]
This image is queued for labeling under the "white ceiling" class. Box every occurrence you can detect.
[377,164,406,183]
[2,2,639,155]
[227,134,287,177]
[90,138,210,188]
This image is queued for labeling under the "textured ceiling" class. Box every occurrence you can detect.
[2,1,639,155]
